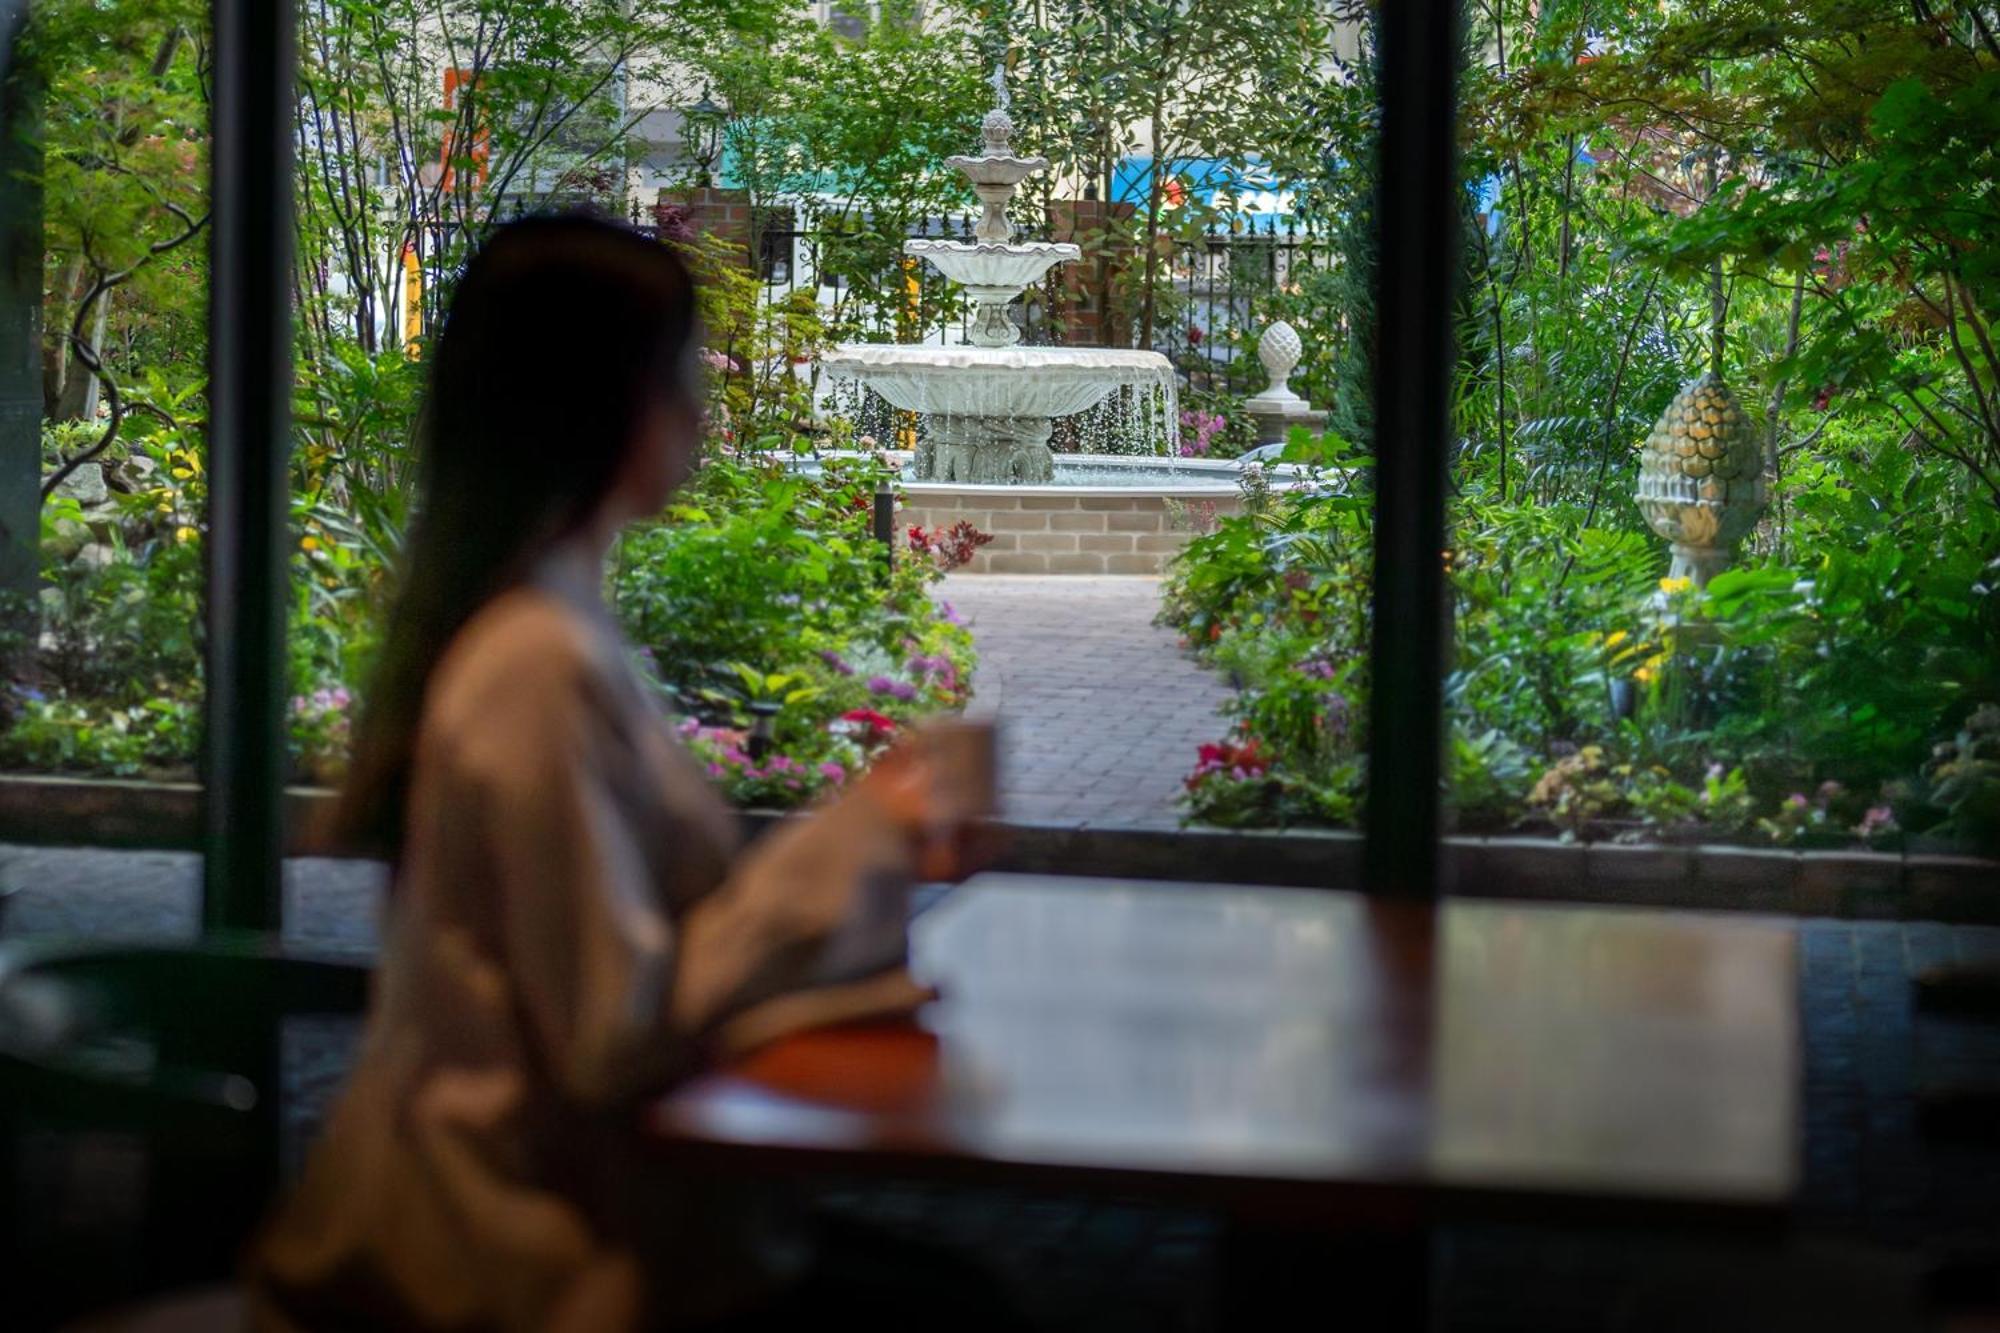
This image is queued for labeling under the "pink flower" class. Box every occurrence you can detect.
[867,675,918,702]
[1177,408,1226,458]
[1856,805,1896,839]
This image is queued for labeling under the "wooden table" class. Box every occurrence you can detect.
[653,876,1799,1317]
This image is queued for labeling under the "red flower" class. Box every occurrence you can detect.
[907,520,994,572]
[1188,736,1269,788]
[840,708,899,742]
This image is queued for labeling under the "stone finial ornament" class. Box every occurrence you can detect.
[1634,372,1768,586]
[1241,318,1325,445]
[1256,320,1304,402]
[981,107,1015,156]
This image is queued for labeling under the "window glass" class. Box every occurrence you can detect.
[3,4,211,844]
[1446,7,2000,873]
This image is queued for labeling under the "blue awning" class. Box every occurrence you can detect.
[1109,157,1303,220]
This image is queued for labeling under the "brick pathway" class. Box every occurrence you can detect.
[937,574,1232,829]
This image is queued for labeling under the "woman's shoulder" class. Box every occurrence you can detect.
[423,585,629,759]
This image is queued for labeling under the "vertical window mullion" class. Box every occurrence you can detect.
[1362,0,1461,900]
[202,0,298,933]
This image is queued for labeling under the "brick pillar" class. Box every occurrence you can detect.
[656,187,752,270]
[1049,198,1136,348]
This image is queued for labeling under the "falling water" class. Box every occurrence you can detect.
[1062,367,1181,458]
[821,372,1181,466]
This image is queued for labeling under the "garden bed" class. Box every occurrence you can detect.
[3,773,1992,925]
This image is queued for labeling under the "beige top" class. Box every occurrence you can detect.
[250,558,919,1332]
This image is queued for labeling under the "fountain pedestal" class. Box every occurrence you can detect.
[922,416,1056,484]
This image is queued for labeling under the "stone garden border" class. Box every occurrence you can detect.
[1,773,1992,922]
[899,486,1229,576]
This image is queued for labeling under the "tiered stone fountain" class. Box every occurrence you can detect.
[823,77,1179,484]
[810,72,1315,573]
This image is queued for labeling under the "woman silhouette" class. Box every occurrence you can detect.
[252,216,1002,1331]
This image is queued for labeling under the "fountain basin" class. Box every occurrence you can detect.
[903,239,1080,294]
[824,343,1171,420]
[794,451,1320,575]
[825,344,1183,484]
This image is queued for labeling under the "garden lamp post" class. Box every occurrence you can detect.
[684,87,725,190]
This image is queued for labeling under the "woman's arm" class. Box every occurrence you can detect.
[442,622,930,1110]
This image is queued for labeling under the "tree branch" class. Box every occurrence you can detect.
[41,207,212,502]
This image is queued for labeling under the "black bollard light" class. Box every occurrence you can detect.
[873,481,895,570]
[747,701,781,762]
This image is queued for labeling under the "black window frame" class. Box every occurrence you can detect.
[197,0,1464,927]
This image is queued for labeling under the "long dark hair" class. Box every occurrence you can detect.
[334,215,698,855]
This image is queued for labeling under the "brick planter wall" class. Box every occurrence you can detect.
[3,774,1994,924]
[900,489,1242,575]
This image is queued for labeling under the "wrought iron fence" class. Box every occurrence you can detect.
[632,203,1340,401]
[1155,215,1340,399]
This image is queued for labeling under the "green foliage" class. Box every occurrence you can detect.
[676,232,833,447]
[8,445,974,810]
[1164,417,1999,851]
[700,1,986,339]
[30,0,210,502]
[293,0,766,354]
[982,0,1344,344]
[612,450,974,808]
[1162,1,2000,857]
[1690,509,2000,807]
[1449,500,1663,752]
[1925,704,2000,853]
[9,0,980,810]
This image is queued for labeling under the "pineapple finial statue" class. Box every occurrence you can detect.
[1634,261,1768,588]
[1635,372,1766,586]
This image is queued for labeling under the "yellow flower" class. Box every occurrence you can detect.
[1658,576,1693,596]
[173,525,198,544]
[301,536,320,553]
[1634,665,1656,684]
